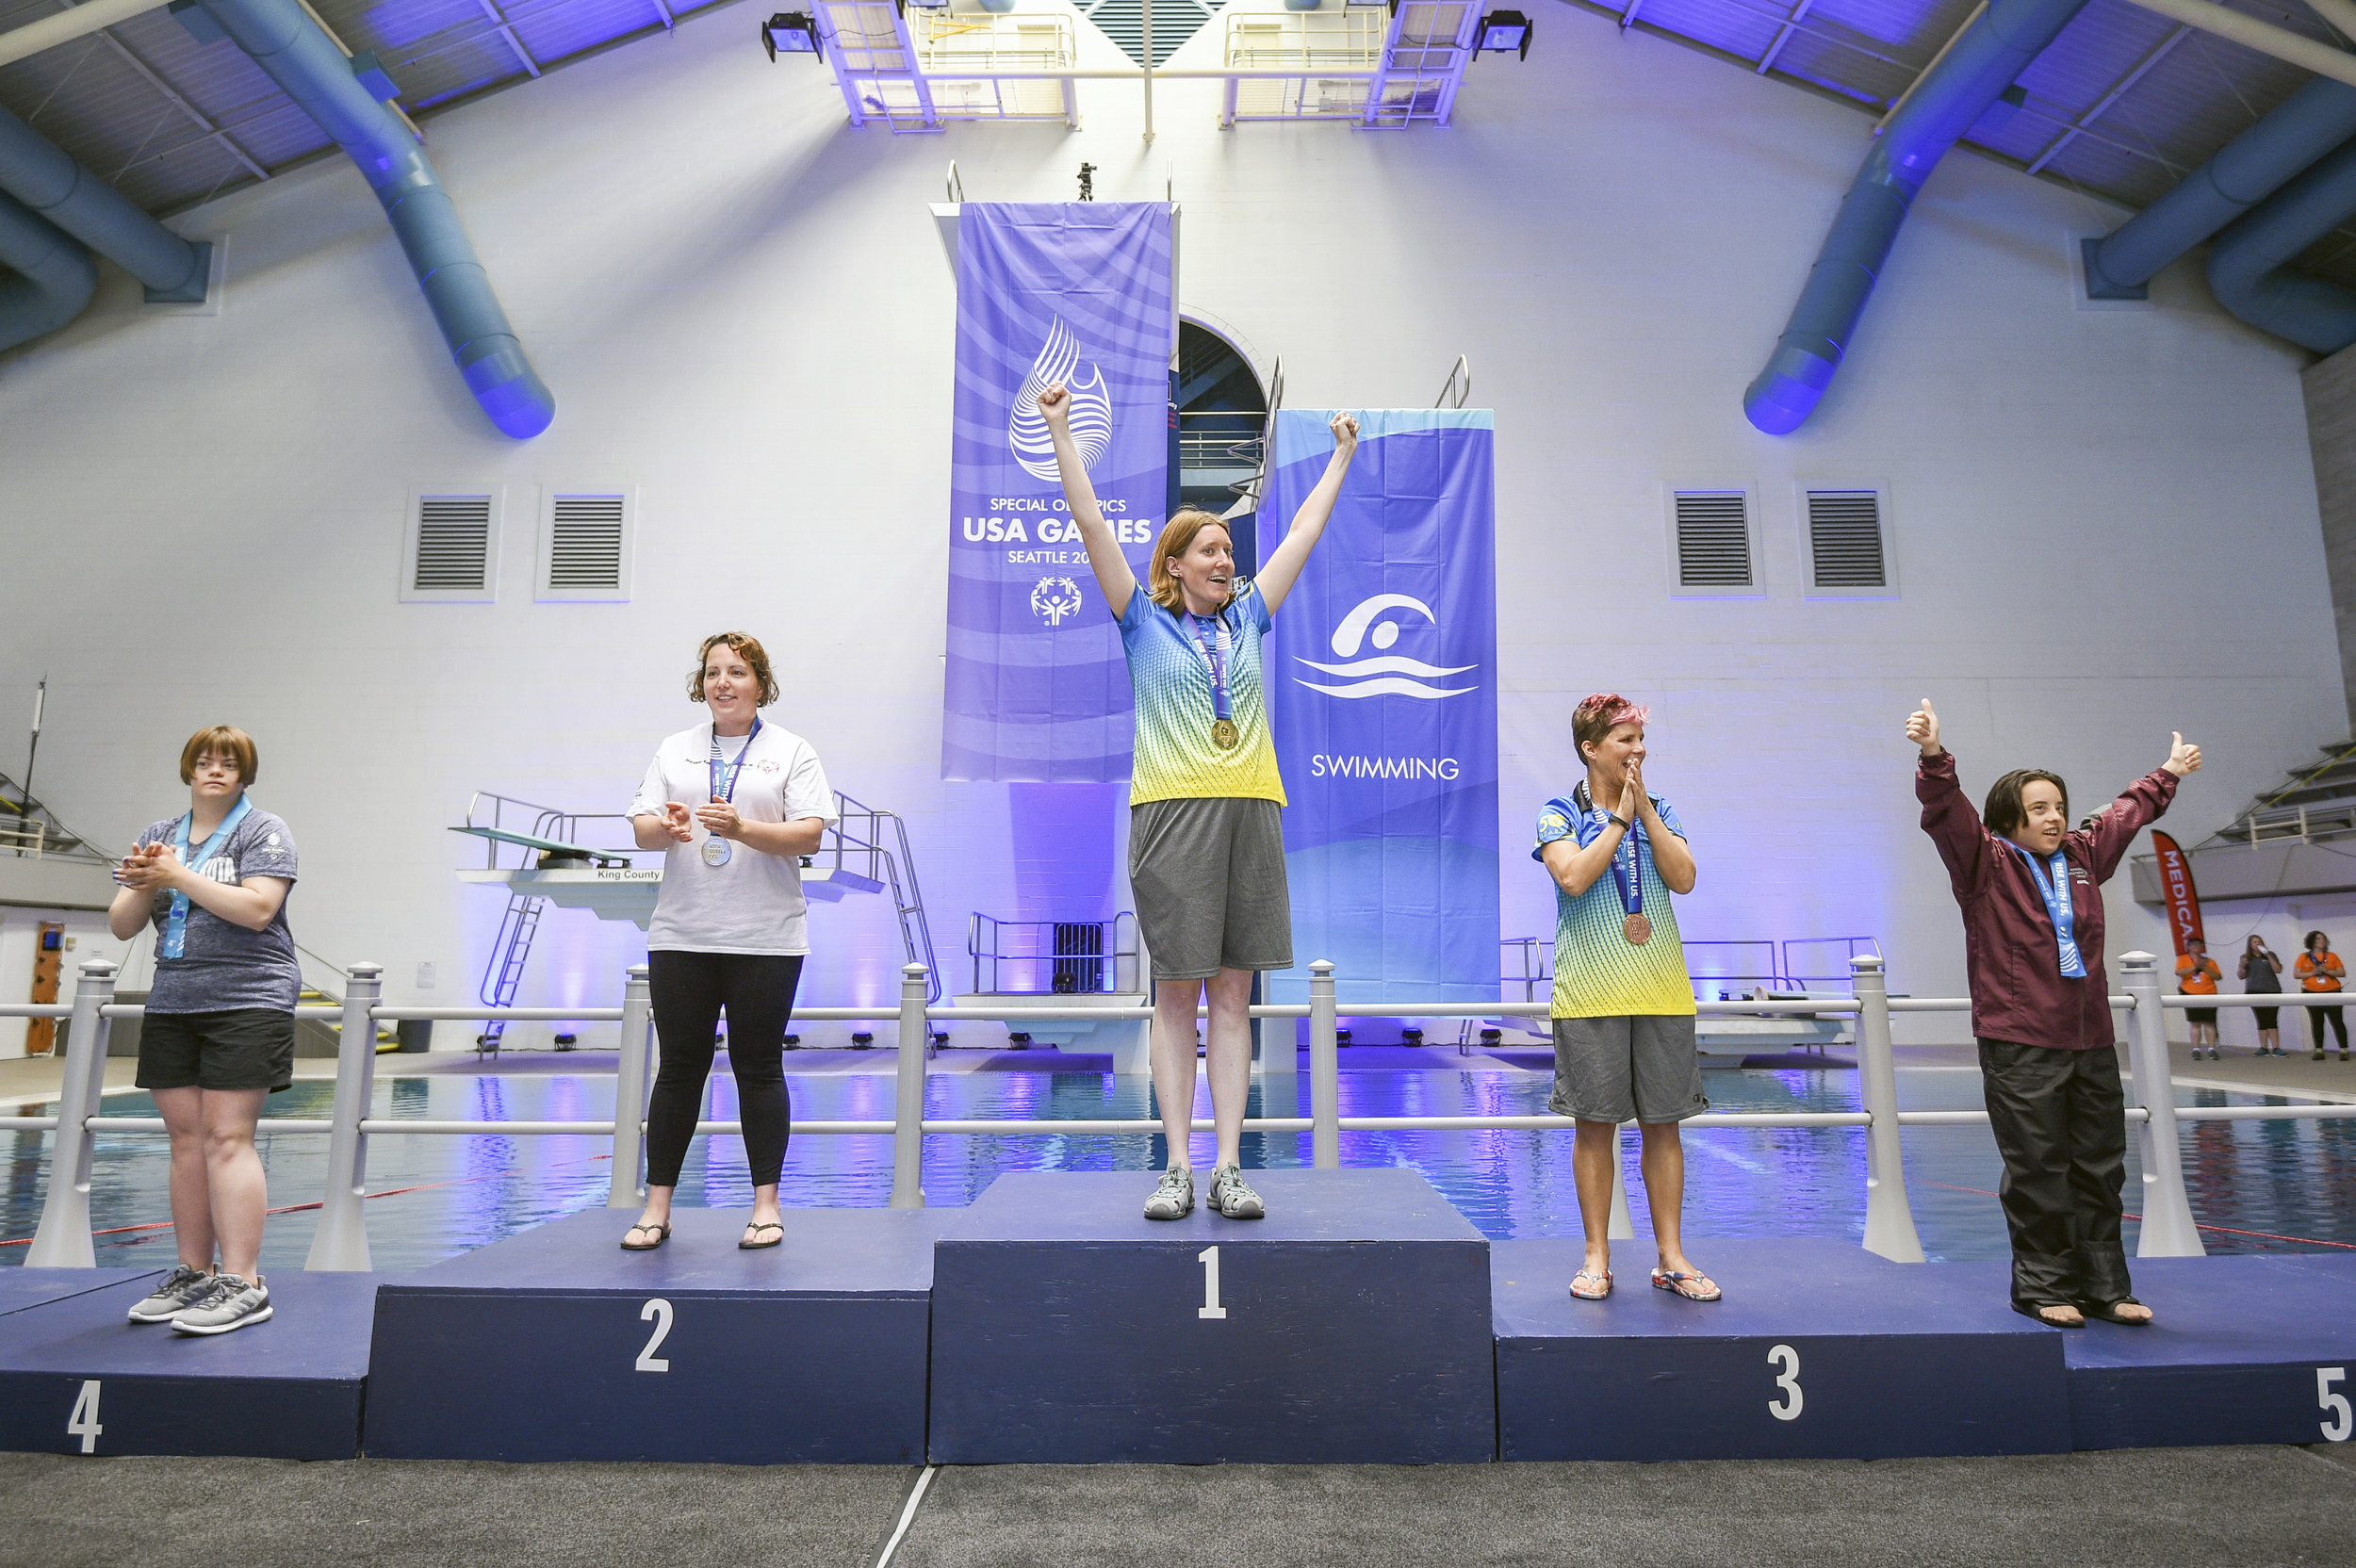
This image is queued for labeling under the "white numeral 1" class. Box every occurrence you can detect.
[1198,1246,1227,1320]
[1767,1344,1803,1422]
[2321,1367,2351,1443]
[67,1380,103,1454]
[637,1298,674,1373]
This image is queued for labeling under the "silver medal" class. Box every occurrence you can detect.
[701,837,732,867]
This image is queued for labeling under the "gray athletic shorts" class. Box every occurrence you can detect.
[1130,797,1293,982]
[1550,1015,1709,1124]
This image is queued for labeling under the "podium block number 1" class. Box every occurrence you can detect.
[1198,1247,1227,1320]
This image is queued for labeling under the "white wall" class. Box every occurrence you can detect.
[0,2,2339,1043]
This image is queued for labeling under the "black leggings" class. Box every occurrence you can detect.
[645,950,804,1188]
[2311,1004,2348,1053]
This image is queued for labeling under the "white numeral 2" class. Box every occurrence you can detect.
[1198,1246,1227,1320]
[1767,1344,1803,1422]
[637,1298,674,1373]
[2321,1367,2351,1443]
[67,1380,103,1454]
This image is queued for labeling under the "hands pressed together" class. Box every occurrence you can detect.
[115,841,185,892]
[1905,697,2202,778]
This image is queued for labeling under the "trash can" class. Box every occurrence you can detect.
[397,1020,434,1054]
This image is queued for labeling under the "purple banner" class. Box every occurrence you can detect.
[941,203,1172,782]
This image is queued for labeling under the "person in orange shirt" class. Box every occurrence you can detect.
[2296,931,2348,1061]
[2176,938,2222,1060]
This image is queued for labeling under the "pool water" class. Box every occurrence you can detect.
[4,1063,2349,1275]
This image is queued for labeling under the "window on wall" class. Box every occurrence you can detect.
[401,492,498,603]
[537,489,634,602]
[1803,488,1893,595]
[1668,490,1756,595]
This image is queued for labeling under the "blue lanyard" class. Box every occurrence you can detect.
[162,796,253,960]
[1188,612,1234,722]
[1578,783,1644,917]
[708,719,761,803]
[2009,843,2086,978]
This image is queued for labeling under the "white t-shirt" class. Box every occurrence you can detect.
[628,720,840,955]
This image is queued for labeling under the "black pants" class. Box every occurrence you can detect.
[2310,1004,2348,1052]
[1977,1037,2134,1310]
[646,950,804,1188]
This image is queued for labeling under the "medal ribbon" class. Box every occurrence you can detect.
[1188,612,1234,724]
[2008,844,2087,978]
[162,795,253,960]
[707,718,761,804]
[1578,783,1644,921]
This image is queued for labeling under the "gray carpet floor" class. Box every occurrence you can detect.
[1,1446,2348,1568]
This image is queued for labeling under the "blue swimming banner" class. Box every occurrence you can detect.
[941,202,1171,782]
[1263,409,1500,1004]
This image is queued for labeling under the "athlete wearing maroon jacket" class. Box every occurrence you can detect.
[1907,699,2202,1330]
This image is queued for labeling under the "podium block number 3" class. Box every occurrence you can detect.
[1767,1345,1803,1422]
[1198,1247,1227,1320]
[2322,1368,2351,1443]
[67,1380,103,1454]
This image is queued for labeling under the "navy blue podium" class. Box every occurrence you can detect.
[1493,1238,2072,1462]
[0,1268,375,1459]
[363,1206,943,1463]
[927,1168,1496,1463]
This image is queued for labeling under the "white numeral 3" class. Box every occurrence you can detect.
[1767,1344,1803,1422]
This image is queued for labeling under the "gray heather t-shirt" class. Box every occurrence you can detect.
[133,806,302,1014]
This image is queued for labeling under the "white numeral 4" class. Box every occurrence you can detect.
[1198,1246,1227,1320]
[2321,1367,2351,1444]
[637,1298,674,1373]
[67,1380,103,1454]
[1767,1344,1803,1422]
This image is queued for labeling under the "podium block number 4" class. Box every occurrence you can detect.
[2322,1368,2351,1443]
[1198,1247,1227,1320]
[637,1298,675,1373]
[1767,1345,1803,1423]
[67,1380,103,1454]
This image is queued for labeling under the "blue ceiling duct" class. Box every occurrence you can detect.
[2085,79,2356,301]
[2206,136,2356,354]
[1743,0,2090,435]
[191,0,555,438]
[0,188,97,351]
[0,103,209,302]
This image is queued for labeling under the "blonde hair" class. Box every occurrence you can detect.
[688,632,781,707]
[178,726,257,787]
[1145,509,1235,612]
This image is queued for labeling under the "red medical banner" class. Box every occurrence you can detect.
[2151,830,2204,956]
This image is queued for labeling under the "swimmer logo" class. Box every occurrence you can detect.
[1031,576,1085,628]
[1008,318,1113,482]
[1296,594,1478,699]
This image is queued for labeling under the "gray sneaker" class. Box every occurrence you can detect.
[1208,1164,1264,1219]
[1143,1167,1195,1220]
[170,1272,272,1336]
[126,1264,214,1324]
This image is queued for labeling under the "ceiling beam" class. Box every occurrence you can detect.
[472,0,543,76]
[2116,0,2356,91]
[1755,0,1814,74]
[2024,23,2190,175]
[0,0,164,71]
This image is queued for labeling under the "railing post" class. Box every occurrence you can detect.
[608,964,653,1208]
[1607,1126,1636,1241]
[1310,960,1339,1168]
[1852,955,1925,1262]
[26,958,118,1268]
[2120,951,2204,1256]
[892,963,928,1208]
[305,962,383,1271]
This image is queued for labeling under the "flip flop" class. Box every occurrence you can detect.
[1569,1267,1612,1301]
[1650,1266,1722,1302]
[620,1222,670,1252]
[2014,1300,2085,1328]
[739,1221,785,1251]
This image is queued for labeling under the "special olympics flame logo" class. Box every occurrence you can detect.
[1031,576,1085,627]
[1008,318,1113,482]
[1296,594,1477,699]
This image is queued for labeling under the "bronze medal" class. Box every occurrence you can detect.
[1211,718,1239,751]
[1623,912,1652,946]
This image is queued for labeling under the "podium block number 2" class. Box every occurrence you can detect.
[637,1298,675,1373]
[2322,1368,2351,1443]
[67,1380,103,1454]
[1198,1247,1227,1321]
[1767,1345,1803,1423]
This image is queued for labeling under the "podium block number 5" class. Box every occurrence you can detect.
[66,1380,103,1454]
[1767,1345,1803,1422]
[637,1298,675,1373]
[1198,1247,1227,1320]
[2321,1368,2351,1443]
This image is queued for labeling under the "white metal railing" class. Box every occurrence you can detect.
[11,954,2356,1271]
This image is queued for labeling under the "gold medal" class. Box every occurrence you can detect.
[1623,912,1652,945]
[1211,718,1239,750]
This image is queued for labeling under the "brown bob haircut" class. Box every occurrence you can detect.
[179,726,257,787]
[689,632,781,708]
[1983,769,2070,838]
[1145,508,1235,612]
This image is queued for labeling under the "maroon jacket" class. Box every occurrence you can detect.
[1916,749,2177,1049]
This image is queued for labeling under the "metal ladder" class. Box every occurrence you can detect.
[834,792,943,1006]
[476,891,546,1057]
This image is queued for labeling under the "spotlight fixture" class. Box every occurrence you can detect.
[1475,8,1531,57]
[761,11,822,60]
[851,1030,875,1048]
[1401,1026,1424,1044]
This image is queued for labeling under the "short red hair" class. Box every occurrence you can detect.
[1572,694,1648,763]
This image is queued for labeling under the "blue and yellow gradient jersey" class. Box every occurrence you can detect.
[1117,580,1286,808]
[1532,785,1696,1020]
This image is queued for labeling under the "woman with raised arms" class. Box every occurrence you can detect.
[1039,383,1357,1220]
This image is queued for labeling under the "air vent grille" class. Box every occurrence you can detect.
[412,497,491,594]
[547,495,626,591]
[1808,490,1887,589]
[1674,492,1751,588]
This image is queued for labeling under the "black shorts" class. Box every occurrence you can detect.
[2184,1006,2218,1025]
[2253,1006,2280,1031]
[137,1009,295,1093]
